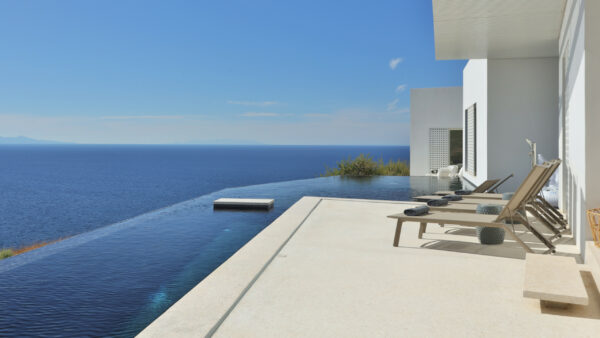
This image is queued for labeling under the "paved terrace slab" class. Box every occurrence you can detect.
[139,197,600,337]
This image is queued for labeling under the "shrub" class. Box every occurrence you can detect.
[0,249,14,260]
[376,159,410,176]
[323,154,410,177]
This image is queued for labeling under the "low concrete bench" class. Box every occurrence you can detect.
[213,198,274,210]
[523,253,588,308]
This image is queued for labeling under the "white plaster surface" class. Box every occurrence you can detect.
[462,60,488,186]
[558,0,597,254]
[410,87,463,176]
[433,0,566,59]
[487,57,559,192]
[462,58,559,193]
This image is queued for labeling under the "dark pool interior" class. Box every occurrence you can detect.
[0,176,462,337]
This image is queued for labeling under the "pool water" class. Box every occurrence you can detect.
[0,176,461,337]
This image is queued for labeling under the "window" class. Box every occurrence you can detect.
[429,128,464,173]
[449,129,463,165]
[465,104,477,175]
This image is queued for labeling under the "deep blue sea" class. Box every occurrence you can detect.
[0,145,465,337]
[0,145,409,248]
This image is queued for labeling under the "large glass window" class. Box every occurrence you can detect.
[449,129,463,165]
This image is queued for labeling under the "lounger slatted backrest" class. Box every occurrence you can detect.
[513,160,557,211]
[486,173,514,193]
[472,179,500,193]
[496,164,551,222]
[527,160,561,203]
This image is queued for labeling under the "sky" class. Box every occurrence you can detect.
[0,0,466,145]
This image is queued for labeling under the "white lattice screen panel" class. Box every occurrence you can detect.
[429,128,449,172]
[465,104,477,175]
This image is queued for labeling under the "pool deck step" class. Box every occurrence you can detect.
[213,198,274,210]
[523,253,588,308]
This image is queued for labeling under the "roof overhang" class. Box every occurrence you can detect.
[433,0,567,60]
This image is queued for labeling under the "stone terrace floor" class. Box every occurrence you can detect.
[139,197,600,337]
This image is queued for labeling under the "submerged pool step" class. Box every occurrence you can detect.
[213,198,274,210]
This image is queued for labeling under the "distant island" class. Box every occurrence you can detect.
[0,136,69,145]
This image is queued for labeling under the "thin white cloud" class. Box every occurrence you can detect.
[395,84,407,93]
[303,113,330,118]
[227,100,278,106]
[240,112,289,117]
[100,115,184,120]
[387,99,400,111]
[0,111,409,145]
[389,57,403,70]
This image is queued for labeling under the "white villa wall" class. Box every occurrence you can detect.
[487,58,559,192]
[559,0,592,253]
[462,60,488,186]
[409,87,463,176]
[586,0,600,223]
[462,59,559,193]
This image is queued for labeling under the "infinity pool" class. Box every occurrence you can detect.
[0,176,461,337]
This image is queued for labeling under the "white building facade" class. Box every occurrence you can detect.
[462,58,559,192]
[410,87,463,176]
[432,0,600,256]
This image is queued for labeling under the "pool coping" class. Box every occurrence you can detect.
[137,196,417,337]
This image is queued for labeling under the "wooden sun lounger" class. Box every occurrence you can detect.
[434,174,513,195]
[426,193,503,200]
[414,196,509,205]
[523,160,567,230]
[388,212,533,252]
[389,164,555,253]
[461,193,503,199]
[428,163,565,240]
[426,161,565,226]
[429,161,559,212]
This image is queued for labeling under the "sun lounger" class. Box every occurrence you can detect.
[414,195,509,205]
[427,162,556,212]
[389,164,555,253]
[486,174,514,192]
[434,174,513,195]
[461,193,503,199]
[428,162,565,239]
[521,160,567,232]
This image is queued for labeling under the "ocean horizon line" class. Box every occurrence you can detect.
[0,143,410,147]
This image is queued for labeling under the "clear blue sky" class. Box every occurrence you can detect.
[0,0,466,145]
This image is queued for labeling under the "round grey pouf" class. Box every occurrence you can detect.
[476,204,505,245]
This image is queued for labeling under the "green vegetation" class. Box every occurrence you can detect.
[323,154,409,177]
[0,249,14,260]
[0,238,66,260]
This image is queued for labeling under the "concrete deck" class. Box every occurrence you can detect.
[139,197,600,337]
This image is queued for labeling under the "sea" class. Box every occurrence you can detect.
[0,145,409,249]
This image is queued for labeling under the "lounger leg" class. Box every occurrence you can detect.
[393,220,403,247]
[501,225,534,253]
[418,222,427,239]
[538,196,567,222]
[533,201,564,228]
[526,206,561,237]
[517,216,556,252]
[537,197,568,228]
